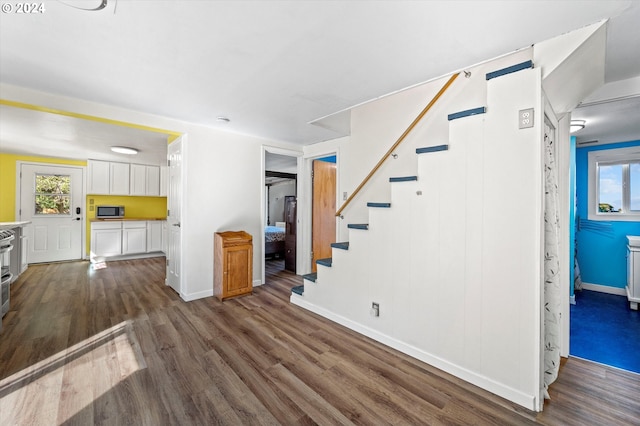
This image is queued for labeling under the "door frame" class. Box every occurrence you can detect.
[302,149,340,275]
[16,161,87,262]
[166,135,186,298]
[261,145,303,284]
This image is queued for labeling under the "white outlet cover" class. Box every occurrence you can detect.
[519,108,534,129]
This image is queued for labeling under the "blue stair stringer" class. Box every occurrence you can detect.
[330,242,350,250]
[316,258,333,267]
[347,224,369,230]
[291,285,304,296]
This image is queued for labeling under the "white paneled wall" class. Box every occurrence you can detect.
[293,61,543,410]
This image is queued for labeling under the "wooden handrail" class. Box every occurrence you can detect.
[335,72,460,217]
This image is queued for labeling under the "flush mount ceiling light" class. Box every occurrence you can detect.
[570,120,586,133]
[111,146,138,155]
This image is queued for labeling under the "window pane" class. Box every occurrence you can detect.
[35,174,71,215]
[35,195,71,215]
[598,164,622,213]
[631,162,640,211]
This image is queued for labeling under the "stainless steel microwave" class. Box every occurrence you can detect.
[96,205,124,218]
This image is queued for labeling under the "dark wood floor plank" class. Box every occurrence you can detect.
[1,257,639,425]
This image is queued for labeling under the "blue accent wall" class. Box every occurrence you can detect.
[570,136,576,297]
[317,155,336,163]
[576,140,640,289]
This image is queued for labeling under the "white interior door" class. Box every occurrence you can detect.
[166,137,183,294]
[19,163,84,263]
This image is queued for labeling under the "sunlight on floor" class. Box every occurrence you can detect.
[0,321,144,424]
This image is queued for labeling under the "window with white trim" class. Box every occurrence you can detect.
[588,145,640,221]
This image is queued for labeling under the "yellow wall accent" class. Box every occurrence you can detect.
[0,99,182,142]
[0,154,86,221]
[85,195,167,254]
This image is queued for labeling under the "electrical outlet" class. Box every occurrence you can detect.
[519,108,534,129]
[343,191,348,201]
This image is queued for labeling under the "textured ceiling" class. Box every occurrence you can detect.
[0,0,639,162]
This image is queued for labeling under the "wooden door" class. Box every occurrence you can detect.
[312,160,336,272]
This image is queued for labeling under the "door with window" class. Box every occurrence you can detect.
[19,163,84,263]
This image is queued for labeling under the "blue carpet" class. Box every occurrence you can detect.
[570,290,640,374]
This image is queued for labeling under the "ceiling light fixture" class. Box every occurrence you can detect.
[570,120,586,133]
[111,146,138,155]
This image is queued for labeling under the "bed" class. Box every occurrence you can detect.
[265,224,285,258]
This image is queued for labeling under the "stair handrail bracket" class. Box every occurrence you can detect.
[335,72,460,217]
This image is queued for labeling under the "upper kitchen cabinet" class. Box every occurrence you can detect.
[110,162,130,195]
[87,160,110,194]
[88,160,163,197]
[87,160,129,195]
[130,164,160,196]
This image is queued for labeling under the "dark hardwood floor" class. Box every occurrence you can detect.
[1,257,638,425]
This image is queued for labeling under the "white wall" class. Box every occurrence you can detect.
[298,50,546,410]
[268,180,295,225]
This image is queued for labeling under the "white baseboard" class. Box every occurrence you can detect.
[569,294,576,305]
[253,279,263,287]
[580,282,626,296]
[290,295,538,411]
[182,288,214,302]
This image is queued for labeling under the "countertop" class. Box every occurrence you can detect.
[0,221,31,230]
[90,217,167,222]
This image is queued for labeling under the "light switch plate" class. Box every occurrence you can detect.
[519,108,534,129]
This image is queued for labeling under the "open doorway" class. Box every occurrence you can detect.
[570,138,640,374]
[311,156,336,273]
[263,149,301,282]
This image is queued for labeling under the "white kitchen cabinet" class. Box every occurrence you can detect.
[91,220,167,258]
[146,166,160,196]
[627,237,640,310]
[87,160,110,194]
[147,220,164,252]
[130,164,147,196]
[88,160,165,197]
[110,162,130,195]
[91,222,123,257]
[122,221,147,254]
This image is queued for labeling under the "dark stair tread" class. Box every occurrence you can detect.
[447,107,486,121]
[416,144,448,154]
[291,285,304,295]
[302,272,317,282]
[347,224,369,230]
[367,202,391,208]
[486,60,533,80]
[331,242,350,250]
[389,176,418,182]
[316,258,333,267]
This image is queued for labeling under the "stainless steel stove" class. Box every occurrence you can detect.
[0,229,15,320]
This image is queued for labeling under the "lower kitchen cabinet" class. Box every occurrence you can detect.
[91,220,166,258]
[123,221,147,254]
[91,222,122,257]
